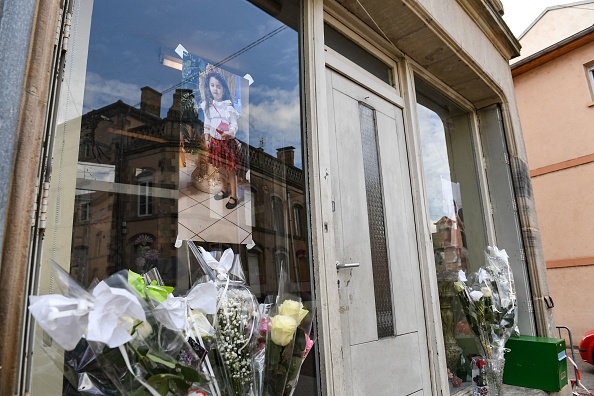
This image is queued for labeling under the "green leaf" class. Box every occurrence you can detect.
[147,374,184,396]
[177,364,209,384]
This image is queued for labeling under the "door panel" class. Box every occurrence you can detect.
[351,333,423,395]
[326,68,430,395]
[329,85,378,345]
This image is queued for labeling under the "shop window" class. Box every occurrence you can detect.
[415,75,488,393]
[34,0,318,394]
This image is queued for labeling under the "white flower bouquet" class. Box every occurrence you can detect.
[453,246,518,395]
[29,241,316,396]
[29,263,210,396]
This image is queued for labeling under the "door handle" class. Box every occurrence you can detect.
[336,261,360,270]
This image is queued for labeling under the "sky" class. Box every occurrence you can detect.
[81,0,304,167]
[500,0,579,37]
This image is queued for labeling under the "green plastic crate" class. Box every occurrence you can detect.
[503,335,568,392]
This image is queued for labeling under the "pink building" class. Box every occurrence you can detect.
[512,1,594,345]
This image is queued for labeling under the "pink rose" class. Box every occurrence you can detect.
[303,334,314,358]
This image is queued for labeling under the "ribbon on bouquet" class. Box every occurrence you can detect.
[197,246,235,281]
[154,281,217,333]
[128,270,174,303]
[197,247,237,313]
[28,281,146,351]
[154,281,221,396]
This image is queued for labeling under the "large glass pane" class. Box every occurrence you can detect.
[32,1,318,395]
[415,76,488,394]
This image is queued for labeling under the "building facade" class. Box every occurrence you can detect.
[0,0,559,395]
[512,1,594,346]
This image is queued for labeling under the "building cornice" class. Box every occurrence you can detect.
[511,26,594,77]
[456,0,521,60]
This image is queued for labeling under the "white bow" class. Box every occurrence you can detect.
[155,281,217,332]
[198,247,235,281]
[87,282,146,348]
[28,295,93,351]
[28,281,146,351]
[477,267,491,284]
[489,245,509,262]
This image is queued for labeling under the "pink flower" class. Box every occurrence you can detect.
[258,318,269,335]
[303,334,314,358]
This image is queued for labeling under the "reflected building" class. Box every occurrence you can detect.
[70,87,309,298]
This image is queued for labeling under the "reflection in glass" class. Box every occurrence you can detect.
[416,76,487,393]
[37,0,318,395]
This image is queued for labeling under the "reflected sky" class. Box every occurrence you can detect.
[83,0,302,167]
[418,104,453,227]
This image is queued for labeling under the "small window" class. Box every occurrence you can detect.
[271,196,285,233]
[95,232,102,257]
[324,23,394,86]
[80,202,90,221]
[587,64,594,100]
[137,172,153,216]
[293,204,305,237]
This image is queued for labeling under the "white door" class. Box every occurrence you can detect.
[326,68,431,396]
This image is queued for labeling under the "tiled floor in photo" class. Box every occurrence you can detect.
[178,153,252,245]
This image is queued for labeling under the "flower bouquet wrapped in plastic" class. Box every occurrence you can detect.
[28,263,211,396]
[137,266,221,396]
[189,242,259,396]
[259,264,316,396]
[453,246,518,396]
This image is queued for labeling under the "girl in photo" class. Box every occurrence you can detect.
[200,70,241,209]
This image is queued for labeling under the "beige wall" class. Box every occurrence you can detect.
[517,2,594,61]
[514,41,594,169]
[530,163,594,261]
[548,266,594,342]
[418,0,519,106]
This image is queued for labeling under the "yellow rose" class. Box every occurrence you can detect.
[270,315,298,346]
[278,299,309,325]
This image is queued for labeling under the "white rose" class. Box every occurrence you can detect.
[134,320,153,340]
[278,299,308,325]
[469,290,484,302]
[270,315,298,346]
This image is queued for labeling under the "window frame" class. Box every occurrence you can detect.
[137,173,153,217]
[586,62,594,101]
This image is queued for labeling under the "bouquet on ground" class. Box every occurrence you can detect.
[260,298,315,396]
[190,242,259,396]
[28,263,211,396]
[258,263,316,396]
[30,241,316,396]
[453,246,518,395]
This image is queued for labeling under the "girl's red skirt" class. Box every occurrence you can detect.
[208,138,242,172]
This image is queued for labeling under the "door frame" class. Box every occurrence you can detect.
[303,3,450,393]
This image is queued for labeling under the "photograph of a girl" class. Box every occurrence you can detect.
[200,71,242,209]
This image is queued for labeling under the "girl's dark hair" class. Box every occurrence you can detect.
[203,71,232,108]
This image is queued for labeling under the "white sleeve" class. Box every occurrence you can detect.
[227,106,239,137]
[201,102,214,137]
